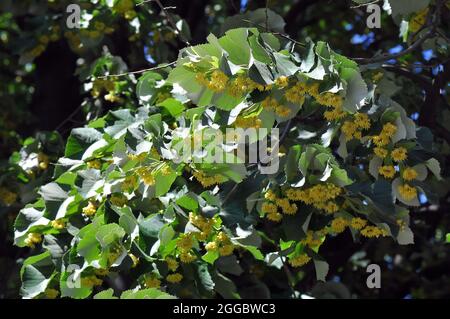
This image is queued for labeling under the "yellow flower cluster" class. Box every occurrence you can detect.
[192,170,226,187]
[51,219,65,230]
[64,31,83,53]
[137,167,155,185]
[234,116,262,129]
[44,288,59,299]
[378,165,396,179]
[87,159,102,169]
[402,167,418,181]
[372,123,397,147]
[288,254,311,268]
[227,75,257,97]
[196,70,229,93]
[25,26,60,59]
[261,202,282,222]
[81,276,103,288]
[262,189,298,222]
[341,114,371,141]
[301,230,327,248]
[121,175,137,192]
[24,233,42,248]
[177,233,194,252]
[284,82,308,104]
[91,78,116,99]
[166,257,179,272]
[38,152,50,170]
[274,76,289,88]
[324,105,346,121]
[261,96,292,117]
[113,0,137,20]
[398,183,418,201]
[350,217,367,230]
[285,183,342,214]
[82,201,97,216]
[205,231,235,256]
[189,212,214,241]
[0,187,17,206]
[374,147,388,159]
[391,147,407,162]
[331,217,348,234]
[166,273,183,283]
[360,226,388,238]
[144,275,161,288]
[110,194,128,207]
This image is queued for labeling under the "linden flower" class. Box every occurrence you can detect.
[219,244,235,256]
[234,116,262,129]
[275,76,289,88]
[193,171,226,187]
[110,194,128,207]
[350,217,367,230]
[275,105,291,117]
[165,257,179,272]
[145,276,161,288]
[262,202,278,214]
[354,113,371,130]
[227,75,254,97]
[284,82,307,104]
[374,147,388,159]
[82,201,97,216]
[51,219,65,230]
[24,233,42,248]
[87,159,102,169]
[177,234,194,252]
[180,252,197,263]
[266,212,283,222]
[372,135,390,147]
[402,167,418,181]
[360,226,387,238]
[342,121,358,140]
[315,92,343,108]
[331,217,348,234]
[324,105,346,121]
[398,184,417,201]
[391,147,407,162]
[205,241,218,251]
[382,123,397,137]
[378,165,396,179]
[288,254,311,267]
[302,230,325,248]
[0,187,17,206]
[44,288,59,299]
[264,189,277,201]
[81,276,103,288]
[166,273,183,283]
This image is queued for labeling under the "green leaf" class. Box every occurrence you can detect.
[65,128,103,159]
[218,28,251,66]
[20,252,54,298]
[94,288,118,299]
[120,288,176,299]
[157,98,185,117]
[96,223,126,248]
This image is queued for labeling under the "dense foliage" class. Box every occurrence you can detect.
[1,0,449,299]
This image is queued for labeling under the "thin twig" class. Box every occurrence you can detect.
[98,61,176,79]
[139,0,190,45]
[265,0,270,30]
[55,104,84,132]
[241,19,306,47]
